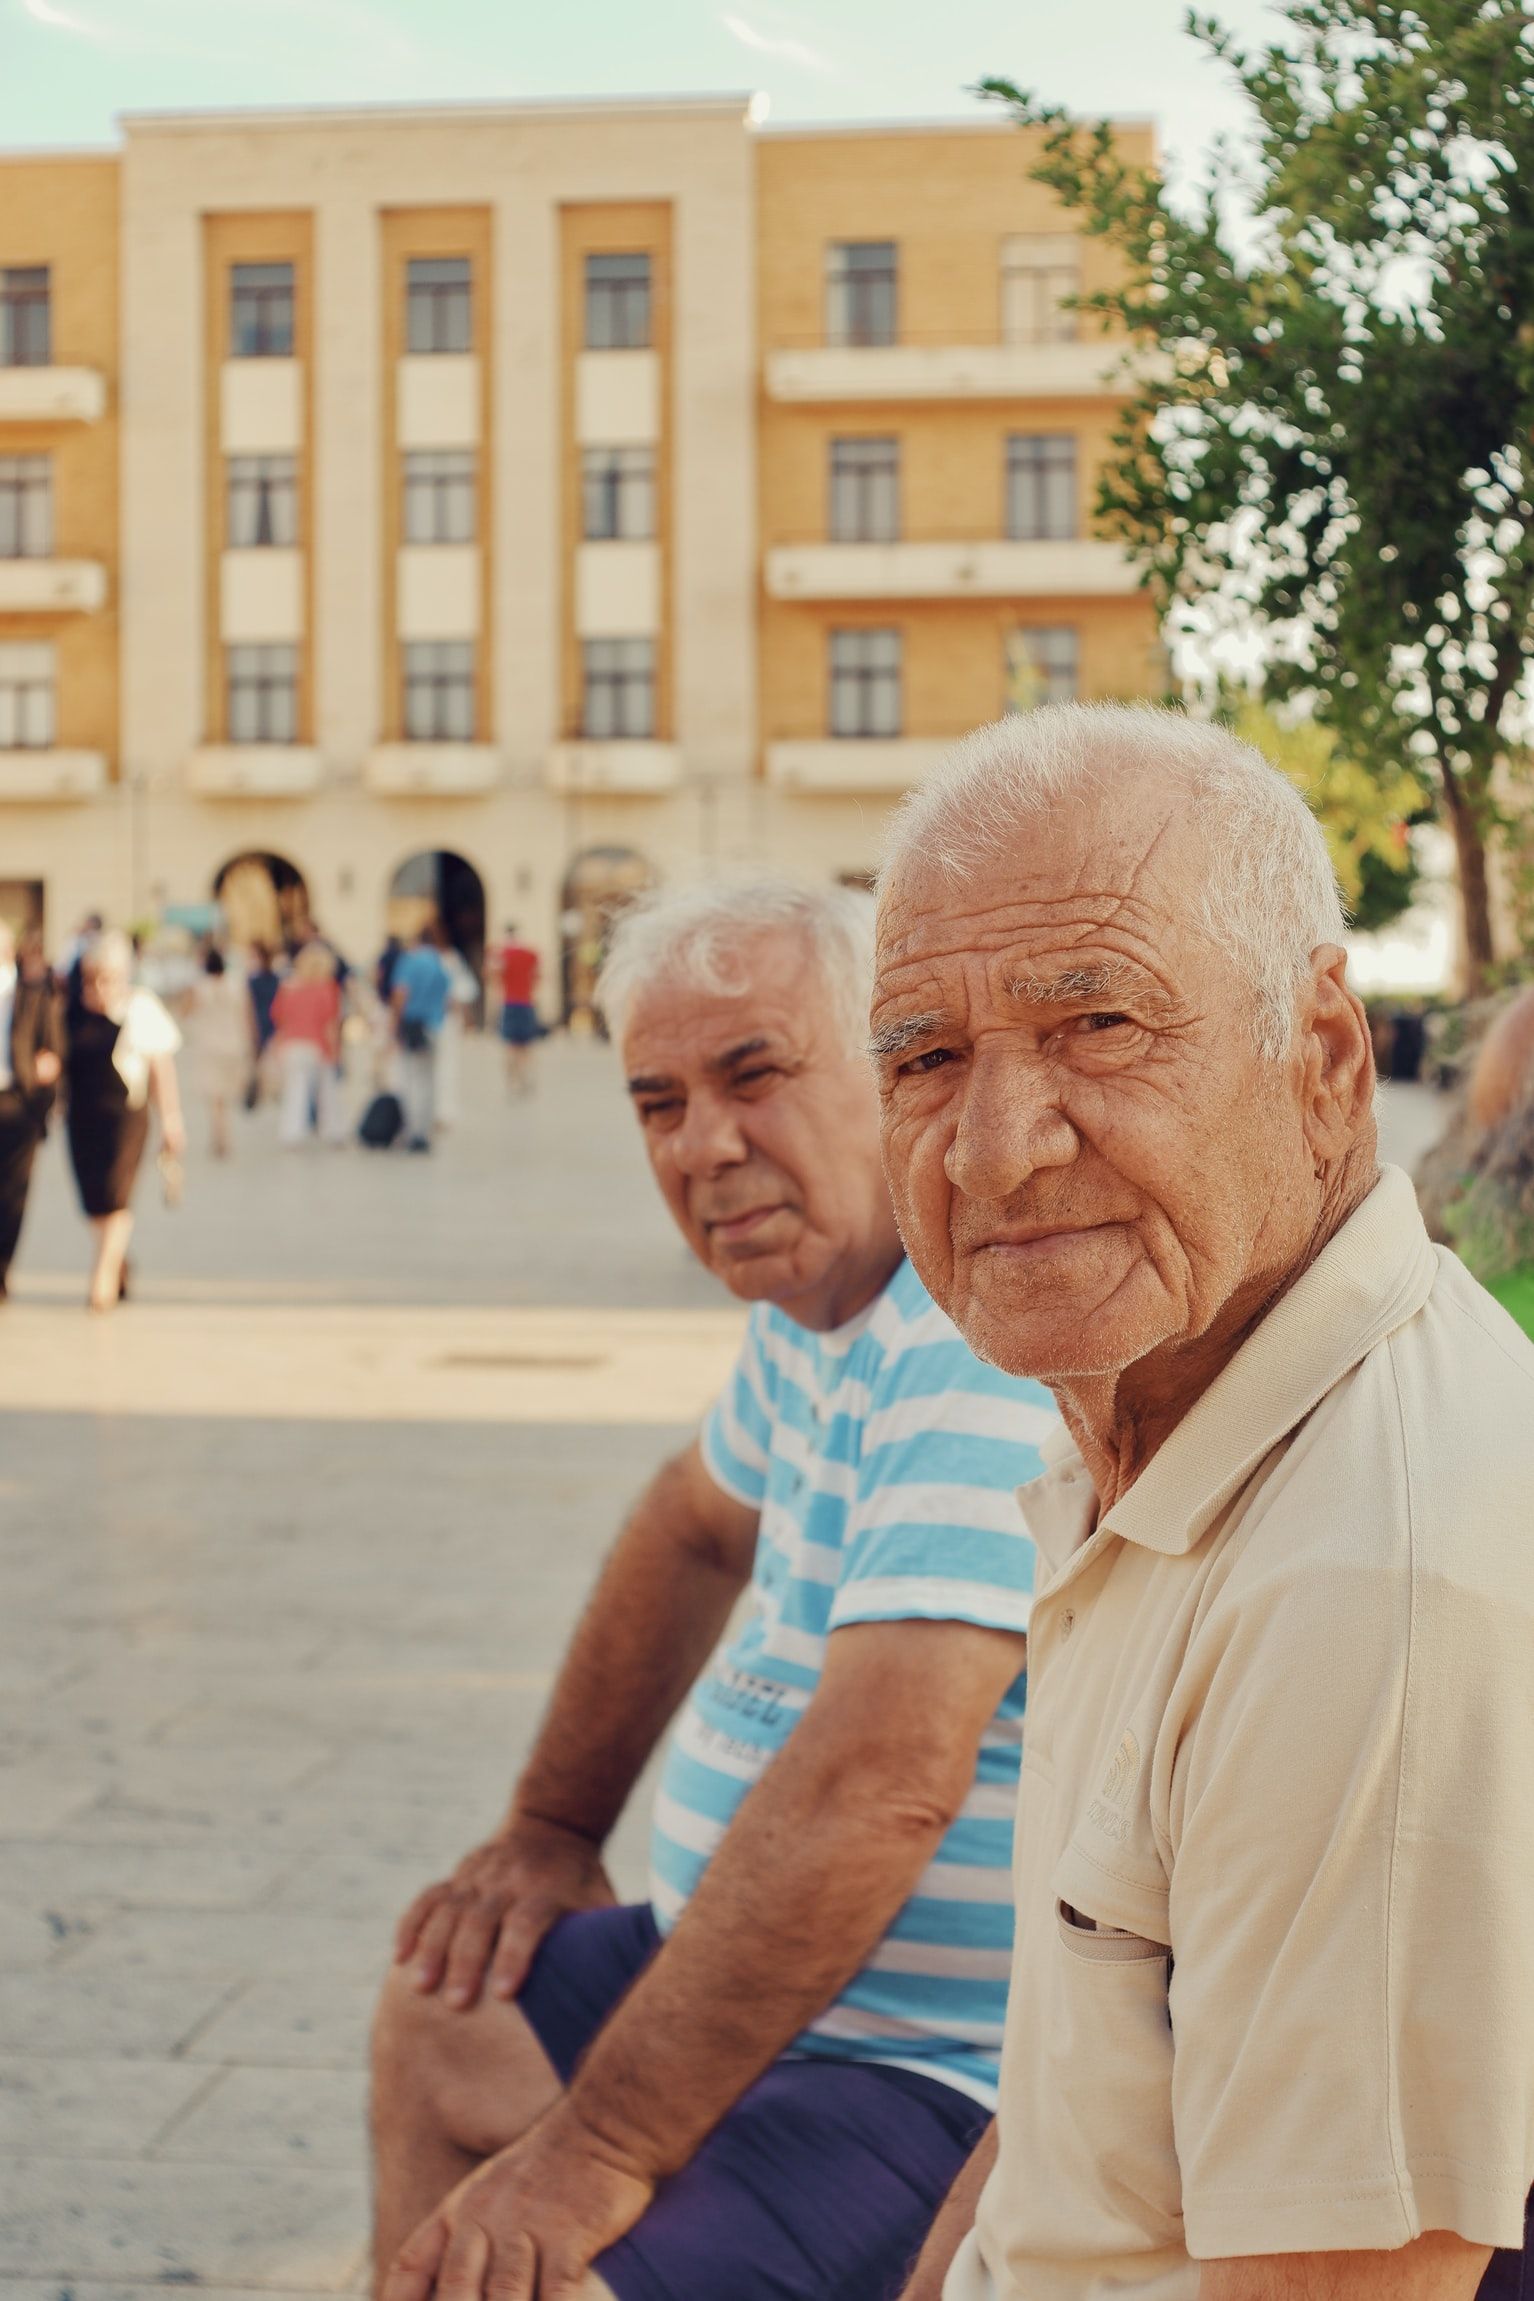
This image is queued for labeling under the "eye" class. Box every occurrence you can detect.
[732,1066,779,1090]
[898,1046,957,1076]
[1077,1012,1134,1034]
[637,1097,683,1126]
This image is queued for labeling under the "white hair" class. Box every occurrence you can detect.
[596,874,876,1053]
[81,928,134,980]
[880,704,1347,1060]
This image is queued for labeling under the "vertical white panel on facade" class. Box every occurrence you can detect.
[397,356,480,449]
[220,548,304,641]
[314,193,381,774]
[574,350,660,446]
[574,542,660,638]
[221,360,304,452]
[396,545,481,640]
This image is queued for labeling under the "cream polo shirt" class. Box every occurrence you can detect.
[949,1166,1534,2301]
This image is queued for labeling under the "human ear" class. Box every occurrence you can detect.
[1298,945,1374,1165]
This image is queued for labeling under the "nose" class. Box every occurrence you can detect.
[671,1087,750,1179]
[944,1042,1077,1202]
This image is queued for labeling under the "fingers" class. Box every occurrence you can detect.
[433,2219,491,2301]
[487,1909,545,2003]
[395,1883,446,1965]
[441,1901,502,2010]
[408,1898,463,1994]
[381,2212,451,2301]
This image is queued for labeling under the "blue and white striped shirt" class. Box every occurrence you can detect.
[649,1256,1056,2106]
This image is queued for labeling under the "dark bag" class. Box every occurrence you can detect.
[398,1017,430,1054]
[358,1091,404,1149]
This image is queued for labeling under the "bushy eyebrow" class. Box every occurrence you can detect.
[1003,960,1146,1006]
[868,1010,949,1062]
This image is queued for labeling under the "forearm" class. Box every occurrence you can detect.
[566,1744,955,2173]
[510,1450,751,1845]
[151,1056,182,1132]
[898,2122,996,2301]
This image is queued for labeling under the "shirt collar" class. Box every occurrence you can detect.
[1107,1164,1435,1558]
[1013,1165,1437,1569]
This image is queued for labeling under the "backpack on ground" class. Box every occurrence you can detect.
[358,1091,404,1149]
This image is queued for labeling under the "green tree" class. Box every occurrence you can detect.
[1226,699,1424,931]
[982,0,1534,989]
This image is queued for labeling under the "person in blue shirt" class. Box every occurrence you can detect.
[370,878,1056,2301]
[391,925,453,1152]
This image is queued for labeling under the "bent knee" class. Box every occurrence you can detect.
[369,1959,560,2156]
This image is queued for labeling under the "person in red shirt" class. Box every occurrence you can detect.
[491,924,542,1097]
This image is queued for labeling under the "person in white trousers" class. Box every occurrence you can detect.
[271,941,349,1148]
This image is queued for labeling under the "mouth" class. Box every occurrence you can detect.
[704,1204,789,1245]
[972,1222,1118,1260]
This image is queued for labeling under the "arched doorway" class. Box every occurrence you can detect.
[386,849,487,1020]
[213,851,310,951]
[560,845,655,1034]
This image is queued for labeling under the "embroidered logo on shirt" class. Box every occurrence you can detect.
[1085,1729,1142,1845]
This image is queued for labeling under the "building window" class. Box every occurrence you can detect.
[0,267,50,368]
[0,456,52,558]
[1006,435,1077,541]
[403,451,477,544]
[829,628,901,738]
[1005,626,1079,710]
[403,640,476,741]
[227,454,298,549]
[230,263,295,359]
[227,643,298,743]
[581,447,655,541]
[406,257,472,356]
[829,438,899,543]
[826,242,897,348]
[582,638,655,738]
[1001,236,1079,346]
[585,254,651,351]
[0,642,55,748]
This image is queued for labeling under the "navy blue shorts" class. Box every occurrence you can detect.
[517,1903,991,2301]
[499,1002,541,1046]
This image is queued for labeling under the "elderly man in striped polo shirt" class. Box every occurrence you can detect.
[370,878,1054,2301]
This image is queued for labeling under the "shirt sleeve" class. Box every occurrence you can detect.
[698,1309,774,1511]
[828,1341,1050,1636]
[129,988,182,1059]
[1166,1483,1534,2256]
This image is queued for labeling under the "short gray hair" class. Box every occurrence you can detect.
[597,874,876,1053]
[880,704,1347,1060]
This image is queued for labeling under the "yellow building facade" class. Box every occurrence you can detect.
[0,104,1160,991]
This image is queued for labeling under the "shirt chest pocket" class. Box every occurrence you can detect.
[1027,1845,1182,2254]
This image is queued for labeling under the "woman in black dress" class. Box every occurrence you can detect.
[65,931,184,1312]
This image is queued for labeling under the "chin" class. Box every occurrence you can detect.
[952,1294,1161,1386]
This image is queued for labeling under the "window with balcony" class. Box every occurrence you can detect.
[407,257,472,356]
[829,628,901,737]
[404,640,476,741]
[0,642,55,748]
[1005,625,1079,710]
[227,643,298,743]
[829,437,899,543]
[1006,435,1077,541]
[0,456,52,558]
[582,638,654,738]
[582,447,655,541]
[585,255,651,351]
[826,243,897,349]
[0,268,50,368]
[227,454,298,549]
[231,263,296,359]
[1001,236,1079,346]
[403,451,476,544]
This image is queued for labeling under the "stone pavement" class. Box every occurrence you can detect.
[0,1040,1446,2299]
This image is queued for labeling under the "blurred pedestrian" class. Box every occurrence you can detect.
[0,923,65,1304]
[64,929,184,1314]
[184,947,254,1159]
[435,942,479,1130]
[491,920,542,1096]
[391,924,451,1153]
[271,940,347,1149]
[246,939,281,1101]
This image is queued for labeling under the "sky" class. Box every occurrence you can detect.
[2,0,1286,188]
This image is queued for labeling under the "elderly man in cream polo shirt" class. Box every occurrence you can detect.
[871,703,1534,2301]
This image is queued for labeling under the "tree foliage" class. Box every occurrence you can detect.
[1225,699,1424,931]
[982,0,1534,986]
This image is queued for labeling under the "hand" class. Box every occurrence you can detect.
[161,1114,187,1159]
[394,1816,616,2010]
[383,2103,654,2301]
[33,1050,61,1087]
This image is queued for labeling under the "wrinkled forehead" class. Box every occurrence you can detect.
[875,786,1209,985]
[621,936,824,1074]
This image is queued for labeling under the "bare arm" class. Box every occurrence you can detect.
[395,1440,758,2004]
[564,1615,1026,2178]
[897,2121,997,2301]
[1201,2238,1493,2301]
[149,1052,184,1155]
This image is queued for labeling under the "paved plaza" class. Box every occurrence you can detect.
[0,1037,1446,2299]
